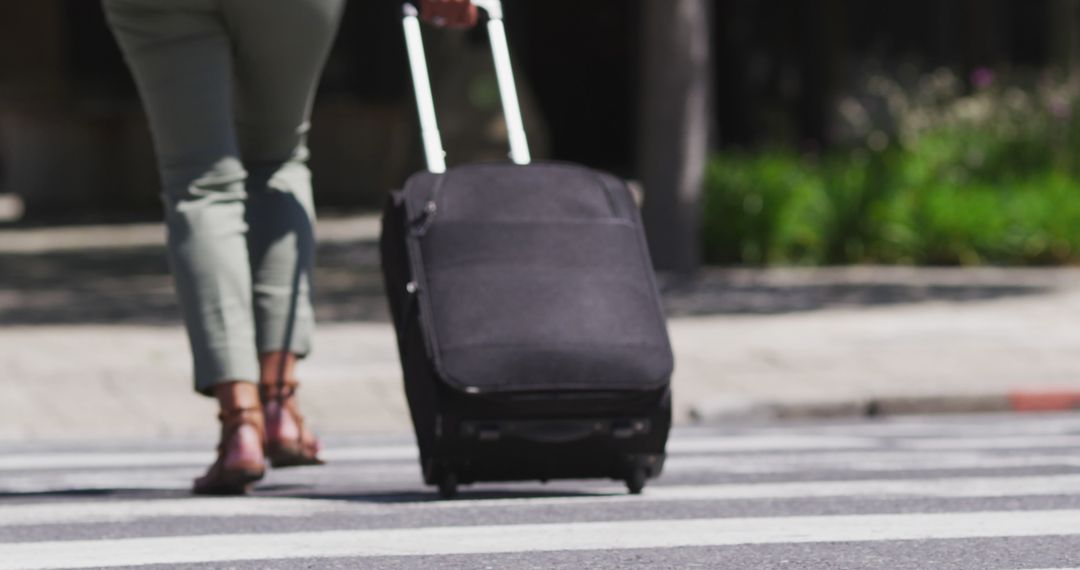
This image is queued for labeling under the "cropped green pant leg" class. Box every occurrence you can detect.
[103,0,345,394]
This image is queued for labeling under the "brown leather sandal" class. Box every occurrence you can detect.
[260,381,325,468]
[193,406,267,496]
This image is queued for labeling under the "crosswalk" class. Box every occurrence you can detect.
[4,414,1080,569]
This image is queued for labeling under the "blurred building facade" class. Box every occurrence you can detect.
[1,0,1077,271]
[0,1,647,221]
[715,0,1080,149]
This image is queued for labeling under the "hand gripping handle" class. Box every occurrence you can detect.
[402,0,531,174]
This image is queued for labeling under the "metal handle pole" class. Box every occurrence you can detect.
[403,4,447,174]
[472,0,530,165]
[403,0,531,171]
[485,16,532,165]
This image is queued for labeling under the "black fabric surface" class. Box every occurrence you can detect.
[402,163,636,225]
[421,221,640,270]
[398,162,673,395]
[382,163,674,488]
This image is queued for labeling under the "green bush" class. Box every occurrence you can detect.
[703,71,1080,266]
[703,153,820,264]
[703,149,1080,266]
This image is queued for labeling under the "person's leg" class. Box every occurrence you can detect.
[226,0,344,362]
[105,0,261,396]
[104,0,265,492]
[222,0,345,465]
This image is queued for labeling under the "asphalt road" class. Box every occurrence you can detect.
[5,414,1080,569]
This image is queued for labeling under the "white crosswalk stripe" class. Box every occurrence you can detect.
[0,498,352,527]
[20,426,1076,474]
[3,415,1080,569]
[5,473,1080,526]
[4,510,1080,570]
[0,446,419,472]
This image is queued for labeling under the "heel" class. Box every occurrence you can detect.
[260,380,325,469]
[193,407,267,496]
[268,439,326,468]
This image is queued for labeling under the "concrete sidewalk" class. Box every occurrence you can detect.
[3,216,1080,442]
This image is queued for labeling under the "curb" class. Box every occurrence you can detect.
[1008,390,1080,413]
[689,390,1080,423]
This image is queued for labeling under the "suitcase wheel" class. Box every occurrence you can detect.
[626,465,647,495]
[438,470,459,500]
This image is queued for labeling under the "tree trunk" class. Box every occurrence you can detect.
[1049,0,1080,72]
[638,0,713,274]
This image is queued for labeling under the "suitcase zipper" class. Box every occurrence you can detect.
[411,201,438,237]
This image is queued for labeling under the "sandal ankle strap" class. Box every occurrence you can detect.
[258,381,312,439]
[216,406,266,447]
[258,380,299,402]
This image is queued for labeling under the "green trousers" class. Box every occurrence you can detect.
[104,0,345,394]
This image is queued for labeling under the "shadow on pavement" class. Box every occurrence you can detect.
[0,240,390,325]
[659,273,1050,317]
[0,488,192,501]
[0,485,610,503]
[262,487,613,504]
[0,239,1053,325]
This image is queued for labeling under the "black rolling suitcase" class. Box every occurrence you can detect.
[381,0,674,498]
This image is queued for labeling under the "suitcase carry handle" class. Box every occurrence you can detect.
[402,0,532,174]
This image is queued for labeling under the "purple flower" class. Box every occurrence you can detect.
[1048,95,1072,119]
[971,67,996,89]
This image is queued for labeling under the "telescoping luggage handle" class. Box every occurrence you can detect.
[402,0,532,174]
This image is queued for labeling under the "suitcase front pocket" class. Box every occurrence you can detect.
[416,221,673,394]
